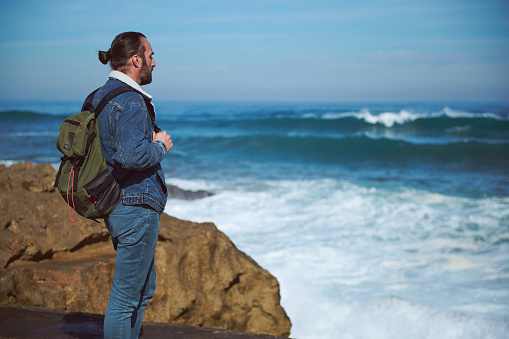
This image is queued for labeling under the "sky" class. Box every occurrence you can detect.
[0,0,508,102]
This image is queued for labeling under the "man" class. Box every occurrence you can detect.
[94,32,172,339]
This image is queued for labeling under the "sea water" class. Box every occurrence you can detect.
[1,100,508,338]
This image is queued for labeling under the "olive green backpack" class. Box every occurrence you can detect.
[54,86,138,225]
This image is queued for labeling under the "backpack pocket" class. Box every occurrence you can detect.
[83,169,120,214]
[56,111,96,158]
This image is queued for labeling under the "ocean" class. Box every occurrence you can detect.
[1,100,508,338]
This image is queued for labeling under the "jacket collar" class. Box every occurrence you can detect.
[108,70,153,101]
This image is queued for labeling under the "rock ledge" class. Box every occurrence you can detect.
[0,162,291,337]
[0,305,288,339]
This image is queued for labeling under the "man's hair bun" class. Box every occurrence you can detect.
[98,32,146,70]
[98,50,111,65]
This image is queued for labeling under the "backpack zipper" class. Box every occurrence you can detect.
[64,119,81,126]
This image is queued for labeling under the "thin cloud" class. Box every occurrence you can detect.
[181,2,493,26]
[0,35,114,49]
[152,32,293,43]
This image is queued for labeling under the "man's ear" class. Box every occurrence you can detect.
[132,54,142,69]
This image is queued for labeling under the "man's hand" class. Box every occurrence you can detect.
[153,130,173,152]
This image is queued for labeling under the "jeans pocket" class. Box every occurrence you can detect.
[107,206,146,245]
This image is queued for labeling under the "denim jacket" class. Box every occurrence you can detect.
[93,72,168,214]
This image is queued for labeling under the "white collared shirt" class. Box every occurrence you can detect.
[108,70,155,114]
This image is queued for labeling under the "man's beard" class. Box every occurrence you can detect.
[139,56,152,85]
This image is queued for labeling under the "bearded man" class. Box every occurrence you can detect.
[95,32,172,339]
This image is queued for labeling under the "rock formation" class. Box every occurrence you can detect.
[0,162,291,337]
[166,184,214,200]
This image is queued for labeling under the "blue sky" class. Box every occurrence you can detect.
[0,0,508,101]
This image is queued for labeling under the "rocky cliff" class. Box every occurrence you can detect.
[0,162,291,337]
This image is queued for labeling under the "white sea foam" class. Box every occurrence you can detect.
[165,177,509,339]
[302,113,319,119]
[323,108,421,127]
[319,106,505,128]
[442,106,505,120]
[329,296,509,339]
[321,111,358,120]
[0,160,19,167]
[442,106,476,118]
[360,109,420,127]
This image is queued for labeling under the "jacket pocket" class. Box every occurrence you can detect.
[156,168,167,196]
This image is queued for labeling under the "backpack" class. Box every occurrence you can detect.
[54,86,154,225]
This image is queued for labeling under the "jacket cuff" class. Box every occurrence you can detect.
[154,140,167,154]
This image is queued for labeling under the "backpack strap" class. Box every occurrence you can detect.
[82,86,160,132]
[82,85,161,187]
[82,86,133,114]
[81,88,100,112]
[146,101,161,133]
[94,86,137,116]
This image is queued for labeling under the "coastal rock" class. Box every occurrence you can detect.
[167,184,214,200]
[0,162,291,337]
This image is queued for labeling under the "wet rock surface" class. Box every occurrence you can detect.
[0,305,288,338]
[167,184,214,200]
[0,162,291,337]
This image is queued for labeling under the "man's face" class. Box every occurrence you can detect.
[139,38,156,86]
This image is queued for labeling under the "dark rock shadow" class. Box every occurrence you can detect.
[1,305,288,338]
[61,312,104,338]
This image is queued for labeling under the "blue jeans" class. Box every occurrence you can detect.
[103,204,160,339]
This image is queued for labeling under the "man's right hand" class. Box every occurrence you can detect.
[153,130,173,152]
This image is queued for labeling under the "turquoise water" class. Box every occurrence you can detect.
[1,100,508,338]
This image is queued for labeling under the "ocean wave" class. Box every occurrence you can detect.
[442,106,501,119]
[319,106,505,128]
[174,114,509,146]
[163,107,509,143]
[323,108,420,127]
[180,134,509,170]
[166,174,509,339]
[0,110,66,121]
[331,296,509,339]
[1,131,59,137]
